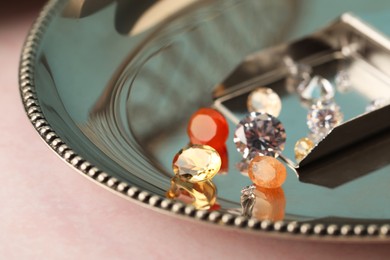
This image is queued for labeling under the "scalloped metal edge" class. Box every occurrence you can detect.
[19,0,390,241]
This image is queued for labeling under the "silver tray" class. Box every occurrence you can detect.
[20,0,390,241]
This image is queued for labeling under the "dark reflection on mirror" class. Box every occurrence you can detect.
[166,176,218,210]
[241,185,286,221]
[299,128,390,188]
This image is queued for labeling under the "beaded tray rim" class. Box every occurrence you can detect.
[19,0,390,242]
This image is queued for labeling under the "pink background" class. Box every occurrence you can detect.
[1,3,390,259]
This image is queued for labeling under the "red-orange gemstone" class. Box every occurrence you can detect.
[248,156,287,189]
[187,108,229,148]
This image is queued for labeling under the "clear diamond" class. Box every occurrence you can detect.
[247,87,282,117]
[298,75,335,103]
[307,101,343,136]
[234,112,286,159]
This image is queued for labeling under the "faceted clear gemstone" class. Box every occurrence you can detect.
[298,75,335,103]
[172,144,221,182]
[234,112,286,159]
[366,98,390,112]
[335,70,351,93]
[248,156,287,189]
[307,101,343,135]
[247,87,282,117]
[294,137,315,162]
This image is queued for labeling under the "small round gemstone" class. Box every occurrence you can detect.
[234,112,286,159]
[172,144,221,182]
[307,101,343,136]
[294,137,315,162]
[166,176,216,210]
[248,156,287,189]
[247,87,282,117]
[366,98,390,112]
[187,108,228,148]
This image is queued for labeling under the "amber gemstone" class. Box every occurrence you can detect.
[172,144,221,182]
[166,176,217,210]
[248,156,286,188]
[294,137,315,162]
[187,108,229,148]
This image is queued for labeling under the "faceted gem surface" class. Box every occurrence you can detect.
[241,185,285,221]
[187,108,228,148]
[248,156,287,189]
[307,101,343,136]
[247,87,282,117]
[298,75,335,103]
[234,112,286,159]
[335,70,351,93]
[166,176,216,210]
[294,137,315,162]
[172,145,221,182]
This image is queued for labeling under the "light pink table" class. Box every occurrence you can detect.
[1,5,390,260]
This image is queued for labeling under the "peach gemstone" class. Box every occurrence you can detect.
[187,108,229,148]
[248,156,286,188]
[252,187,286,221]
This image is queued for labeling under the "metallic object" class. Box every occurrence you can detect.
[19,0,390,241]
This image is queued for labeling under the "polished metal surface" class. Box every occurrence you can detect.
[20,0,390,240]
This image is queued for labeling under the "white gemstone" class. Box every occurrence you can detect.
[307,101,343,136]
[284,57,312,93]
[247,87,282,117]
[234,112,286,159]
[298,76,335,103]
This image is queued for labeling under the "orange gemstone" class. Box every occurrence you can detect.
[248,156,286,188]
[187,108,229,148]
[252,187,286,221]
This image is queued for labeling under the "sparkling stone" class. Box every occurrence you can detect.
[166,176,216,210]
[335,70,351,93]
[247,87,282,117]
[366,98,390,112]
[294,137,315,162]
[298,75,335,104]
[307,101,343,136]
[241,185,286,221]
[187,108,228,149]
[172,145,221,182]
[248,156,287,189]
[234,112,286,159]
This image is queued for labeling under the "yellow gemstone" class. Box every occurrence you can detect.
[166,176,216,210]
[294,137,315,162]
[172,144,221,182]
[248,156,287,189]
[247,87,282,117]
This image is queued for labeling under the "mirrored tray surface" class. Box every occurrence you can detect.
[20,0,390,241]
